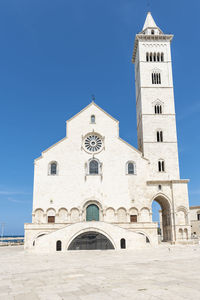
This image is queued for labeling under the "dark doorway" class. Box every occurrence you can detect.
[56,240,62,251]
[68,231,114,250]
[48,216,55,223]
[120,238,126,249]
[86,204,99,221]
[130,215,137,222]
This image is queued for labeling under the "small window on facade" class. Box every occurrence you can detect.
[50,162,57,175]
[161,53,164,62]
[151,30,155,35]
[153,52,156,62]
[150,53,152,62]
[89,159,99,174]
[157,131,163,142]
[128,162,134,174]
[130,215,137,223]
[157,53,160,62]
[155,104,162,114]
[197,214,200,221]
[48,216,55,223]
[158,160,165,172]
[158,184,162,191]
[91,115,95,123]
[120,238,126,249]
[146,52,149,62]
[56,240,62,251]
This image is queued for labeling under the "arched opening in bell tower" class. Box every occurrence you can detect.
[152,195,172,242]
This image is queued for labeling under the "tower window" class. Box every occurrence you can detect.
[161,53,164,62]
[152,72,161,84]
[157,53,160,62]
[91,115,95,123]
[197,213,200,221]
[153,52,156,62]
[150,53,152,62]
[157,131,163,142]
[151,30,155,35]
[49,162,57,175]
[89,159,99,174]
[154,104,162,114]
[146,52,149,62]
[158,160,165,172]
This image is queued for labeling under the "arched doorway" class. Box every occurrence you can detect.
[152,195,172,242]
[68,231,114,250]
[86,204,99,221]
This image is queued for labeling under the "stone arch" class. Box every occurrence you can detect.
[136,231,151,244]
[66,227,116,250]
[46,208,56,216]
[140,207,150,222]
[129,207,138,215]
[70,208,80,223]
[178,228,183,240]
[183,228,188,240]
[33,208,44,224]
[117,207,127,222]
[46,208,56,223]
[176,206,188,225]
[105,207,115,222]
[82,200,103,221]
[58,208,68,223]
[151,194,172,242]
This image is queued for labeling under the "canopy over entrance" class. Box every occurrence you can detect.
[68,231,114,250]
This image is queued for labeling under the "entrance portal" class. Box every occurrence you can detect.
[68,231,114,250]
[152,195,172,242]
[86,204,99,221]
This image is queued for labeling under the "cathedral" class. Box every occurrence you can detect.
[24,12,191,252]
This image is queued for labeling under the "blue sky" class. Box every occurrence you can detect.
[0,0,200,235]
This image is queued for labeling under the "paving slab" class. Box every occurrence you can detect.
[0,245,200,299]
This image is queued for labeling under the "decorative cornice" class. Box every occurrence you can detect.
[132,34,173,63]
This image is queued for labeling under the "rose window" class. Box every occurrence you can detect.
[84,135,103,152]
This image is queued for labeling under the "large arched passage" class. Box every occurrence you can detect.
[68,231,114,250]
[152,195,172,242]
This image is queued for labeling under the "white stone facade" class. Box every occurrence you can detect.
[24,12,191,252]
[190,206,200,239]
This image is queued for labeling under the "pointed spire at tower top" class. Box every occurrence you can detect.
[143,12,157,30]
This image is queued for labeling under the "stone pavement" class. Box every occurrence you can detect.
[0,245,200,299]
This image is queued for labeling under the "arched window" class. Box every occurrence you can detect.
[158,160,165,172]
[120,238,126,249]
[161,52,164,62]
[151,29,155,35]
[153,52,156,62]
[89,159,99,174]
[146,52,149,62]
[150,53,152,62]
[56,240,62,251]
[154,104,162,114]
[50,162,57,175]
[197,213,200,221]
[91,115,95,123]
[157,53,160,62]
[126,161,136,175]
[156,131,163,142]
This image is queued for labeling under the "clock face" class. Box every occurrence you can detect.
[84,134,103,153]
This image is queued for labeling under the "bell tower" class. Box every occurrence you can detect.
[132,12,180,180]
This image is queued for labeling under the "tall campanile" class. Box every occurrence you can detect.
[132,12,180,180]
